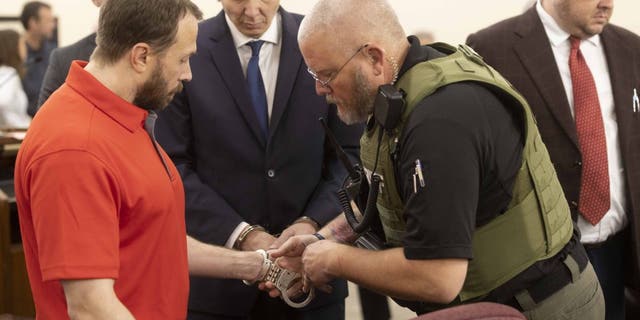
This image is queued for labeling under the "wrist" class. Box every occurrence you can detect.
[326,244,344,278]
[242,249,271,284]
[234,224,267,250]
[292,216,320,231]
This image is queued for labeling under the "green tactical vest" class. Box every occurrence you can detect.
[360,43,574,301]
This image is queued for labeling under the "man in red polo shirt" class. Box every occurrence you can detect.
[14,0,206,318]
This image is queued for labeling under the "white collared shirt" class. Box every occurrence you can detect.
[537,1,627,243]
[225,12,282,120]
[0,65,31,128]
[224,13,282,248]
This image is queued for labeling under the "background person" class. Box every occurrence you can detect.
[36,0,105,109]
[0,29,31,128]
[20,1,56,116]
[155,0,362,318]
[467,1,640,319]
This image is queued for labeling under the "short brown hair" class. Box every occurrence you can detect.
[0,29,25,78]
[93,0,202,64]
[20,1,51,31]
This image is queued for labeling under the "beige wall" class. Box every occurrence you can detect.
[1,1,639,47]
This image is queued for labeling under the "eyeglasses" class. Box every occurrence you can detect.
[307,44,368,88]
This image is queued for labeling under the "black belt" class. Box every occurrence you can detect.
[508,244,589,311]
[582,229,625,250]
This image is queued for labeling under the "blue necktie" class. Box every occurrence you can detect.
[246,40,268,139]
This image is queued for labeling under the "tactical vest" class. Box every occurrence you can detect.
[360,43,573,301]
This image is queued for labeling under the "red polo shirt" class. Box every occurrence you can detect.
[14,61,189,319]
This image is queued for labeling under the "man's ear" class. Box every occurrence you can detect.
[365,44,386,76]
[130,42,153,73]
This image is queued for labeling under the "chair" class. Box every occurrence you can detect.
[409,302,526,320]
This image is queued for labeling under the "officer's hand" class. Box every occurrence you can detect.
[270,222,316,250]
[301,240,339,291]
[260,234,318,298]
[269,234,318,259]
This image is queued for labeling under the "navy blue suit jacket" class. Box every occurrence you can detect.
[156,8,361,316]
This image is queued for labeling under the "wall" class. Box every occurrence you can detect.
[1,1,639,47]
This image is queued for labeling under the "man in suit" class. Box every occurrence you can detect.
[37,0,104,109]
[467,1,640,319]
[155,0,361,319]
[20,1,56,117]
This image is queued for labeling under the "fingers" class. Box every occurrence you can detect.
[317,284,333,294]
[302,274,311,293]
[275,256,303,273]
[269,237,306,258]
[300,274,332,294]
[269,229,293,250]
[258,281,281,298]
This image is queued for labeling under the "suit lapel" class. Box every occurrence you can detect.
[601,28,637,157]
[513,8,579,148]
[269,8,302,140]
[206,11,267,147]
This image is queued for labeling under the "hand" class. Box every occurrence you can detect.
[261,238,336,296]
[260,234,317,298]
[269,234,319,259]
[241,230,276,251]
[270,222,317,249]
[300,240,339,291]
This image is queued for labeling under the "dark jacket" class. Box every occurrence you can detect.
[467,6,640,290]
[156,8,360,316]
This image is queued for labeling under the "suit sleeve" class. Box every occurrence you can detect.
[37,48,66,109]
[156,90,246,245]
[465,33,481,52]
[301,104,363,226]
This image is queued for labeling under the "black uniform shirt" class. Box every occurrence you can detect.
[390,36,581,308]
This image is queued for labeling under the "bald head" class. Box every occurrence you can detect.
[298,0,409,125]
[299,0,405,54]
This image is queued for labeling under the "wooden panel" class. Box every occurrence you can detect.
[7,245,33,316]
[0,187,35,317]
[1,189,9,314]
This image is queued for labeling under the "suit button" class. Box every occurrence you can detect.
[570,201,578,209]
[573,160,582,167]
[267,169,276,178]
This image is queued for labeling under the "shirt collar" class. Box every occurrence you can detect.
[65,60,148,133]
[536,0,601,48]
[225,12,281,49]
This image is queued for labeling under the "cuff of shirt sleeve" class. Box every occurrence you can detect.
[225,221,250,249]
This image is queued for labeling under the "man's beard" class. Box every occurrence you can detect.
[133,64,182,111]
[327,66,376,125]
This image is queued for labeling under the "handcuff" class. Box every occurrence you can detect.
[243,249,315,308]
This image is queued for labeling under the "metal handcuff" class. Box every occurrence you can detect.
[243,249,315,308]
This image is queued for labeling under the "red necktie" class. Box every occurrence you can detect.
[569,36,610,225]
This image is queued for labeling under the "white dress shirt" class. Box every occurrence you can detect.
[0,65,31,128]
[226,12,282,120]
[537,1,627,244]
[224,13,283,248]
